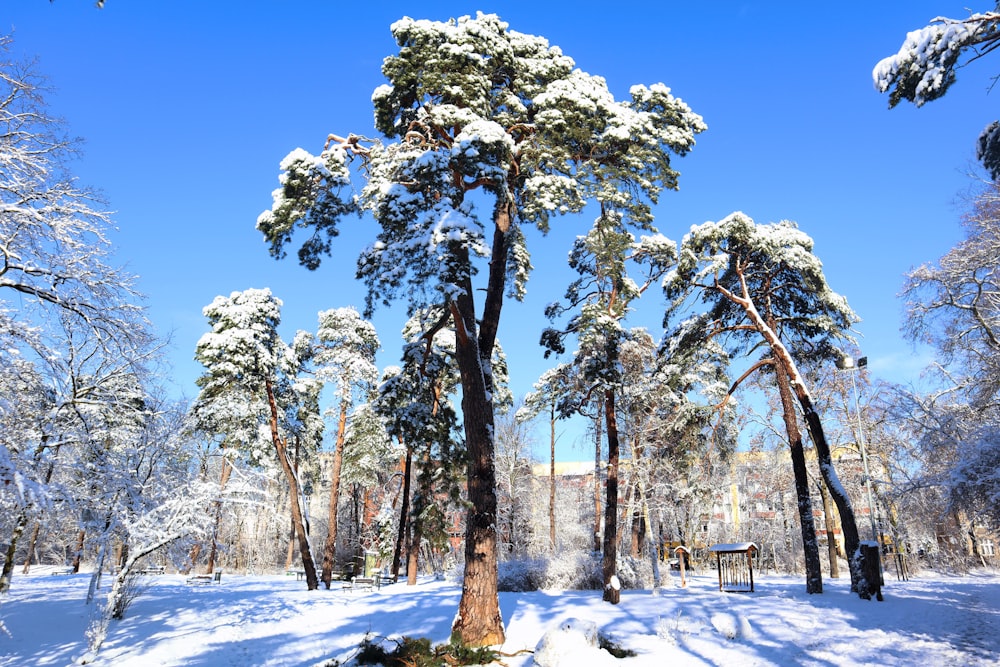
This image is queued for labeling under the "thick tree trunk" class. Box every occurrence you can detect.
[602,389,621,605]
[392,446,412,580]
[321,400,349,589]
[406,517,421,586]
[265,378,319,590]
[775,366,823,594]
[449,275,504,646]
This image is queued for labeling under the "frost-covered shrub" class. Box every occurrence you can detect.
[615,556,653,590]
[497,557,543,592]
[496,552,603,591]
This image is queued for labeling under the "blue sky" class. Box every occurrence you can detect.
[6,2,993,458]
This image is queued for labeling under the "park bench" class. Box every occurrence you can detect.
[286,569,307,581]
[50,566,74,575]
[186,571,222,586]
[141,565,166,575]
[342,574,379,592]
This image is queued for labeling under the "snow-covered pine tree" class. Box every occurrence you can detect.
[256,13,704,644]
[193,288,321,589]
[874,4,1000,179]
[663,212,869,597]
[310,307,380,588]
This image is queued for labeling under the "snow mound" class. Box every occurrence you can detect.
[533,618,616,667]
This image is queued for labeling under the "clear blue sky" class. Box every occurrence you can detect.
[6,2,992,459]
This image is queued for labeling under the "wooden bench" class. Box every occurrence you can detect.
[50,566,74,576]
[141,565,166,575]
[186,571,222,586]
[286,569,307,581]
[342,575,378,592]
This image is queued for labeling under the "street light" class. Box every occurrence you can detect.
[835,355,880,546]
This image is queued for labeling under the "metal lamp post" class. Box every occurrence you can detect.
[835,355,879,544]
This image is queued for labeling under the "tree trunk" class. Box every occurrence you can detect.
[21,522,40,575]
[392,445,412,580]
[72,529,85,573]
[449,271,504,647]
[740,289,864,595]
[0,510,29,595]
[602,389,621,605]
[206,456,233,574]
[407,515,421,586]
[593,393,604,554]
[798,401,864,593]
[818,480,840,578]
[265,377,319,590]
[321,399,349,589]
[775,366,823,594]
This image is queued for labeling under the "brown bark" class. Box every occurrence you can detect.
[321,399,349,589]
[593,394,604,554]
[449,256,504,646]
[602,389,621,605]
[265,377,319,590]
[392,446,412,580]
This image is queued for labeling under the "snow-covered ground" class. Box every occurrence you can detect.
[2,566,998,666]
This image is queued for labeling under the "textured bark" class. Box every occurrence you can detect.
[321,400,349,589]
[776,366,823,594]
[266,378,319,590]
[602,389,621,605]
[391,447,412,580]
[0,510,28,595]
[799,402,863,592]
[593,395,604,554]
[449,267,504,646]
[819,481,841,578]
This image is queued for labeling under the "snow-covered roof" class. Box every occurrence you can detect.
[708,542,758,553]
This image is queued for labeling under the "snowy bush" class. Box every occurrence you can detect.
[497,552,604,591]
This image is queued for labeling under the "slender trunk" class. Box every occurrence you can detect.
[392,445,412,579]
[321,400,349,588]
[206,456,233,574]
[593,394,604,554]
[21,522,41,575]
[733,273,865,593]
[799,401,864,592]
[265,377,319,590]
[602,389,621,604]
[819,480,840,578]
[549,406,557,552]
[0,510,29,595]
[449,256,504,646]
[775,366,823,594]
[72,529,85,573]
[638,480,661,588]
